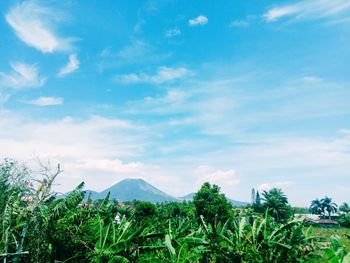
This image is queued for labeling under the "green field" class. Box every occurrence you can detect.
[311,226,350,251]
[306,226,350,263]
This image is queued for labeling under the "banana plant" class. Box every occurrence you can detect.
[162,218,207,263]
[321,235,349,263]
[91,214,162,263]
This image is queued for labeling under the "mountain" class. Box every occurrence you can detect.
[97,178,178,203]
[60,178,248,205]
[179,193,195,201]
[227,198,249,207]
[179,192,248,207]
[84,190,100,200]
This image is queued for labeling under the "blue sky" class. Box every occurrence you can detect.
[0,0,350,206]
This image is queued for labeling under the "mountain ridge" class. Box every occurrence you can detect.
[179,192,248,207]
[63,178,248,206]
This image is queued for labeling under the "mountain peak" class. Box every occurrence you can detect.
[99,178,177,203]
[119,178,147,184]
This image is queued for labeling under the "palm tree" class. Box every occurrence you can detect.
[309,198,324,215]
[262,188,290,223]
[339,202,350,214]
[320,196,337,219]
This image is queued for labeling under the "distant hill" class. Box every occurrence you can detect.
[95,178,178,203]
[84,190,100,200]
[179,192,248,207]
[179,193,195,201]
[227,198,249,207]
[60,178,248,205]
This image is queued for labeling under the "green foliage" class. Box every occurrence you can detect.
[338,214,350,228]
[339,203,350,214]
[310,198,324,215]
[310,196,338,219]
[193,182,233,225]
[0,160,347,262]
[321,197,338,219]
[262,188,292,223]
[322,235,349,263]
[157,202,195,220]
[134,201,157,222]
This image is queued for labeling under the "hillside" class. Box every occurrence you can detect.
[179,192,248,207]
[94,178,178,203]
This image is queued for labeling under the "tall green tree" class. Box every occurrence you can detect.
[321,196,337,219]
[309,198,324,215]
[193,182,233,225]
[339,202,350,214]
[252,191,263,213]
[262,188,291,223]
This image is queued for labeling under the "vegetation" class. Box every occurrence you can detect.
[338,203,350,228]
[310,197,338,219]
[193,182,233,225]
[0,159,349,262]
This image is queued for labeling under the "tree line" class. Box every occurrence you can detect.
[0,159,349,262]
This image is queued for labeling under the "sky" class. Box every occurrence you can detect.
[0,0,350,206]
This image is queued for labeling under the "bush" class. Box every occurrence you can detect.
[134,201,157,221]
[338,213,350,228]
[193,182,233,225]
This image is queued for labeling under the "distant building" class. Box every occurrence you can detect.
[295,213,340,227]
[251,188,256,204]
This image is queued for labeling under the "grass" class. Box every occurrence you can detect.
[311,226,350,251]
[305,227,350,263]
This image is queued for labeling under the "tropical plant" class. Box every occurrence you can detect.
[321,235,350,263]
[262,188,292,223]
[338,213,350,228]
[321,196,338,219]
[218,211,319,262]
[0,159,347,262]
[339,203,350,214]
[310,198,324,215]
[193,182,233,225]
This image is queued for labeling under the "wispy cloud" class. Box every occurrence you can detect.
[194,165,240,195]
[189,15,208,26]
[5,1,74,53]
[264,0,350,22]
[98,40,170,70]
[116,67,191,84]
[0,111,150,191]
[165,28,181,38]
[230,16,257,28]
[257,181,295,192]
[26,96,64,106]
[57,54,79,77]
[230,20,250,28]
[0,62,45,89]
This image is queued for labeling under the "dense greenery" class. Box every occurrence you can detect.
[310,197,338,219]
[0,160,349,262]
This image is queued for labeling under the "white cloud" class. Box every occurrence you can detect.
[264,0,350,22]
[230,20,250,28]
[264,6,298,22]
[26,96,64,106]
[98,40,170,70]
[57,54,79,77]
[116,67,191,84]
[0,111,151,192]
[229,16,257,28]
[165,28,181,38]
[257,181,295,192]
[5,1,74,53]
[194,165,240,196]
[189,15,208,26]
[0,62,45,89]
